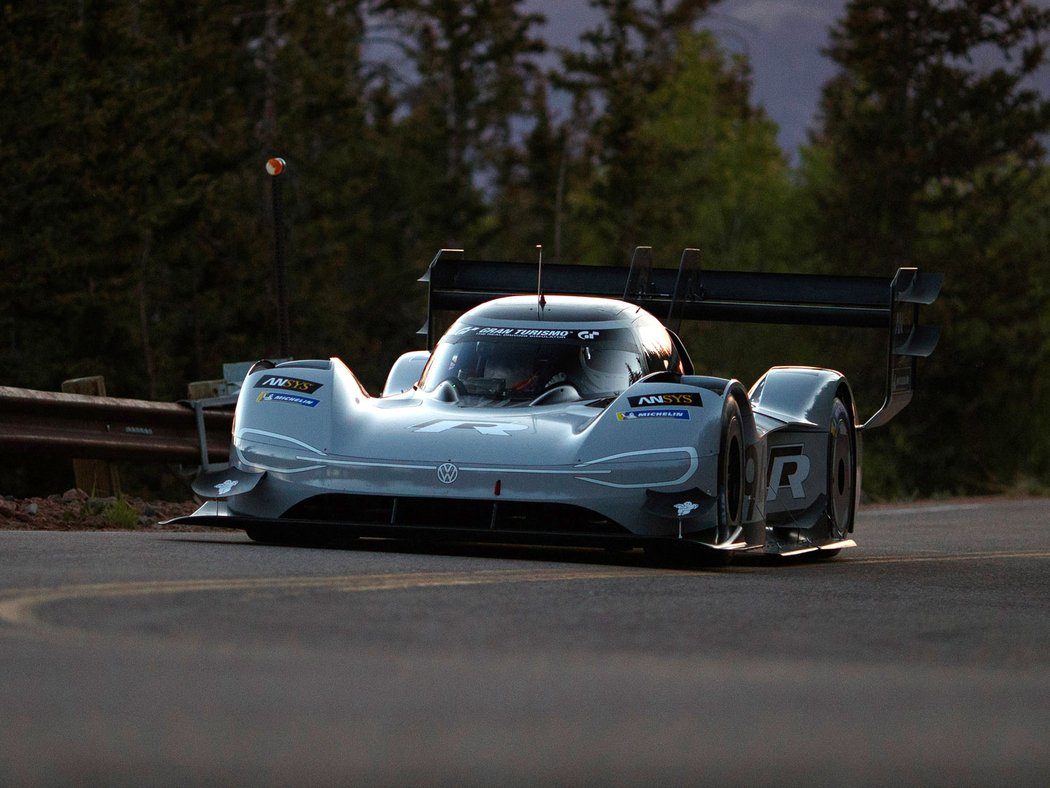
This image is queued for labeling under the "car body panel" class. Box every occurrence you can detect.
[177,250,941,561]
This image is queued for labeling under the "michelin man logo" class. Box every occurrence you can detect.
[674,501,699,517]
[214,479,239,496]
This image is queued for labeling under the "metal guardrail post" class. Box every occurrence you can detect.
[185,393,239,471]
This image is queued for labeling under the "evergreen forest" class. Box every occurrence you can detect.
[2,0,1050,499]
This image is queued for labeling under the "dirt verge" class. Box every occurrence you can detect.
[0,489,212,531]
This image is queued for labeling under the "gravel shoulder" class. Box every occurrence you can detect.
[0,489,207,531]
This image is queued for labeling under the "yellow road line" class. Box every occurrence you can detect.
[0,567,675,630]
[2,550,1047,633]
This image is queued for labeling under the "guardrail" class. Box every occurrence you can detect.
[0,386,234,466]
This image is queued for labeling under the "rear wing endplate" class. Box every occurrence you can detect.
[419,248,942,429]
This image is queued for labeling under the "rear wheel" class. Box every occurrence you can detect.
[825,395,857,545]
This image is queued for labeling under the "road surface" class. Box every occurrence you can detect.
[1,498,1048,785]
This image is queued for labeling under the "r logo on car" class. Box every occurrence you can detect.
[766,445,810,501]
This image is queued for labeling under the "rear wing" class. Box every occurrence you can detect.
[418,247,942,430]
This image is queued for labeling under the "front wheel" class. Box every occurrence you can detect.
[717,397,746,545]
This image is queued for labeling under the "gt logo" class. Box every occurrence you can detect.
[577,330,600,340]
[412,420,529,436]
[766,445,810,501]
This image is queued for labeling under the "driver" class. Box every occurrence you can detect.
[576,345,636,394]
[487,355,568,395]
[483,358,537,393]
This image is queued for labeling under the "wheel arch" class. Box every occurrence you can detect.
[749,367,860,542]
[749,366,854,428]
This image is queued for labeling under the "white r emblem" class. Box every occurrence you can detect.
[437,463,459,484]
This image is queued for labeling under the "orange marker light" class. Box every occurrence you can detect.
[266,157,286,176]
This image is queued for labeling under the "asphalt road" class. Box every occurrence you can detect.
[1,499,1048,786]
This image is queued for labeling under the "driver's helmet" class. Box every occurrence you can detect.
[576,345,637,394]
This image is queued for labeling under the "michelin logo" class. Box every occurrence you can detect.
[257,391,320,408]
[616,409,690,421]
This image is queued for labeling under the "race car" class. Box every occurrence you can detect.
[178,247,941,559]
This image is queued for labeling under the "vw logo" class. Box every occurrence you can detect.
[437,463,459,484]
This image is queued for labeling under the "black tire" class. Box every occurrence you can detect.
[826,395,857,541]
[717,397,746,545]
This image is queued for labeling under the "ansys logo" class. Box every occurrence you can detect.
[628,392,702,407]
[254,375,323,394]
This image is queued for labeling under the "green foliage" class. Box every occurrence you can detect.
[105,498,141,530]
[624,30,822,385]
[632,32,792,266]
[805,0,1050,496]
[76,496,140,529]
[555,0,716,260]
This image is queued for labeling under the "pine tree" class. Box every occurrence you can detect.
[808,0,1050,494]
[555,0,715,261]
[816,0,1050,272]
[373,0,545,254]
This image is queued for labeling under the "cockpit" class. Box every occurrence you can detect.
[418,324,650,404]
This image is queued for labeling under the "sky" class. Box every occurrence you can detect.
[527,0,847,158]
[528,0,1050,162]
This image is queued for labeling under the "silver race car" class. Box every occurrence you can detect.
[180,247,941,560]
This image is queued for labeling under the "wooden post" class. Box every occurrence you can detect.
[187,380,225,400]
[60,376,121,497]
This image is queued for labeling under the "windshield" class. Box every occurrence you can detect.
[420,326,647,404]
